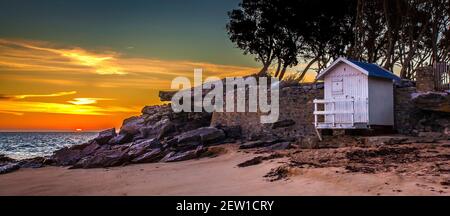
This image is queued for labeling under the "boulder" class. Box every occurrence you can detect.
[120,116,145,136]
[141,106,158,115]
[159,90,176,102]
[94,128,116,145]
[0,154,16,163]
[51,147,83,166]
[131,148,166,163]
[216,125,242,139]
[136,118,173,140]
[395,79,415,88]
[266,142,291,150]
[80,141,101,157]
[412,92,450,113]
[417,132,444,138]
[0,163,20,174]
[71,147,129,169]
[239,140,267,149]
[18,157,46,168]
[175,127,225,146]
[108,133,132,145]
[128,138,160,158]
[160,146,206,162]
[272,119,295,129]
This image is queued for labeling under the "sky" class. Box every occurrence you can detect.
[0,0,270,131]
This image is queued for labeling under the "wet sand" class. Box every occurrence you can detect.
[0,145,448,195]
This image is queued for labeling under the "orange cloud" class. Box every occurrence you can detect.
[0,91,77,100]
[67,98,115,105]
[0,100,136,116]
[0,38,262,130]
[0,38,257,77]
[0,39,125,75]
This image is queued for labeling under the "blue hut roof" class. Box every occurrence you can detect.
[316,57,400,81]
[347,59,401,81]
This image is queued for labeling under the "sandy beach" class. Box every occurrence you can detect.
[0,144,448,196]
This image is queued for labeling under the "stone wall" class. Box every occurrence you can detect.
[394,86,420,134]
[212,80,448,140]
[415,67,435,92]
[394,84,449,136]
[211,83,324,140]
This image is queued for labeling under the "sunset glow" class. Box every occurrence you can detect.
[0,1,315,131]
[0,38,261,131]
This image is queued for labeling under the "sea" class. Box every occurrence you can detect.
[0,132,97,160]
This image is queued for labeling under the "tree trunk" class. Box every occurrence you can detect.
[278,65,289,80]
[274,59,282,78]
[297,70,308,83]
[400,22,430,79]
[257,63,271,77]
[352,0,364,59]
[301,57,319,75]
[383,0,394,70]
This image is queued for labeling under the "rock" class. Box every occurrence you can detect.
[175,127,225,146]
[131,148,166,163]
[80,141,101,157]
[272,119,295,129]
[71,147,129,169]
[19,157,46,168]
[364,136,411,146]
[161,146,206,162]
[418,132,444,138]
[120,116,145,136]
[51,147,82,166]
[395,79,415,88]
[239,140,266,149]
[128,138,160,158]
[136,118,173,140]
[94,128,116,145]
[238,153,285,167]
[216,125,242,139]
[159,90,176,102]
[300,136,321,148]
[0,163,20,174]
[266,142,291,150]
[108,133,132,145]
[141,106,158,115]
[0,154,16,163]
[412,92,450,113]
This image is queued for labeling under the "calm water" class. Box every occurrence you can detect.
[0,132,97,159]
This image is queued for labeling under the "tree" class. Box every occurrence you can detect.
[228,0,449,81]
[227,0,283,76]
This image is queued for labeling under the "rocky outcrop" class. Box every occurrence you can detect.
[171,127,225,147]
[161,146,207,162]
[0,154,53,174]
[412,92,450,113]
[93,128,116,145]
[395,87,450,136]
[3,80,449,175]
[39,103,235,169]
[0,163,20,174]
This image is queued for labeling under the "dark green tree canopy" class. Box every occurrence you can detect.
[227,0,449,80]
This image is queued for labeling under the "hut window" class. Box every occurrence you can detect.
[332,78,343,94]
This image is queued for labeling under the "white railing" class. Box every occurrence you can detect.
[313,97,369,129]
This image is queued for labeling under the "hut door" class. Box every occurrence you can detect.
[331,77,349,124]
[332,78,343,95]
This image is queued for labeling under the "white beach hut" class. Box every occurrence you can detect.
[313,57,400,130]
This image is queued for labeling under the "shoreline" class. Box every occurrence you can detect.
[0,144,448,196]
